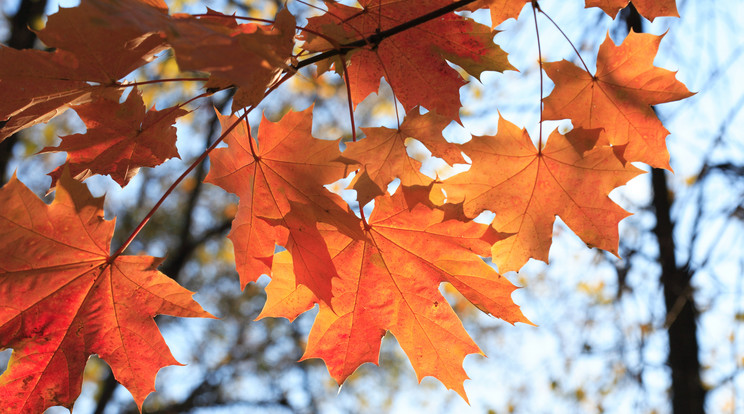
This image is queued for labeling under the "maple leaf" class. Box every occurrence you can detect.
[433,117,643,273]
[341,108,464,205]
[0,47,95,141]
[41,88,186,187]
[204,107,362,303]
[460,0,530,28]
[255,250,315,322]
[260,188,530,400]
[0,170,213,413]
[303,0,514,121]
[166,7,296,111]
[37,0,169,83]
[0,0,168,141]
[585,0,679,21]
[542,31,693,170]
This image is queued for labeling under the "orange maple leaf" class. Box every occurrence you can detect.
[341,109,464,205]
[434,118,643,273]
[542,31,693,170]
[166,8,296,111]
[0,171,213,413]
[259,188,530,400]
[585,0,679,21]
[303,0,514,121]
[255,250,315,323]
[460,0,530,28]
[41,88,186,187]
[204,107,362,303]
[0,0,168,141]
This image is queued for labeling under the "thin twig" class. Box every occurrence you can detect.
[108,70,295,260]
[119,77,209,87]
[108,110,250,262]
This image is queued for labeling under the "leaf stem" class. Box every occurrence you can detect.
[539,9,591,74]
[191,13,275,25]
[340,58,357,142]
[178,92,211,108]
[532,1,544,152]
[109,69,296,261]
[245,116,258,157]
[377,59,402,128]
[359,200,370,230]
[108,110,250,262]
[296,26,340,45]
[118,77,209,87]
[140,91,210,134]
[294,0,327,15]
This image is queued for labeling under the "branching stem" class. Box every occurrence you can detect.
[108,0,479,259]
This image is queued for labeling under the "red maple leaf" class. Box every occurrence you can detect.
[0,170,213,413]
[0,0,168,141]
[37,0,169,83]
[303,0,514,121]
[165,8,296,111]
[41,88,185,187]
[0,47,95,141]
[204,107,362,303]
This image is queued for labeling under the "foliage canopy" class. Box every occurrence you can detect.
[0,0,690,411]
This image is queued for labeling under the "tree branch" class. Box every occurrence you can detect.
[294,0,479,70]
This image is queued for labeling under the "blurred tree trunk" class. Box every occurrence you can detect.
[622,5,706,414]
[652,167,706,414]
[0,0,48,184]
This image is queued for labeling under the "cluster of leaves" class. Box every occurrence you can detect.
[0,0,691,412]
